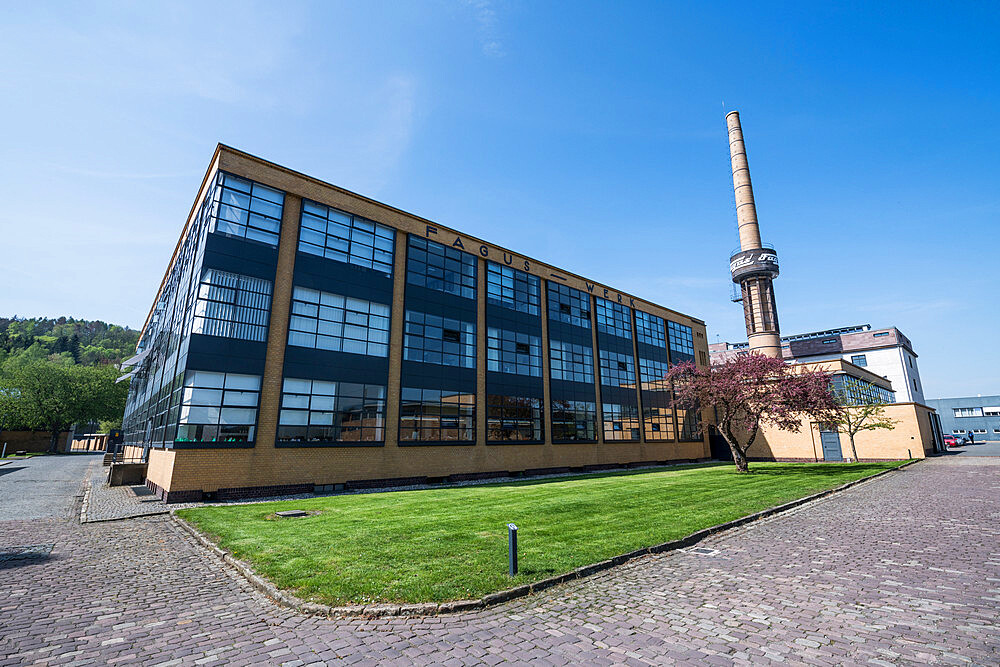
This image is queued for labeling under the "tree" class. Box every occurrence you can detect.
[666,355,839,473]
[0,362,129,452]
[829,394,897,461]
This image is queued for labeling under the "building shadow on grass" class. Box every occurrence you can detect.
[738,462,903,477]
[477,461,732,490]
[467,460,899,492]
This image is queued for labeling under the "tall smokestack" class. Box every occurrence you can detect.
[726,111,782,358]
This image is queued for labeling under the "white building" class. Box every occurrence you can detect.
[709,325,925,403]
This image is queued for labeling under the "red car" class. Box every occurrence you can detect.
[943,435,961,448]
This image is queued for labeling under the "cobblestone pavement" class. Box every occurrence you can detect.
[81,461,198,522]
[3,457,999,665]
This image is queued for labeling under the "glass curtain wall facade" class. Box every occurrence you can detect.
[636,311,675,440]
[122,171,282,449]
[123,149,708,474]
[830,375,895,405]
[485,262,544,442]
[279,199,394,446]
[667,320,701,440]
[399,237,477,443]
[548,284,598,441]
[595,298,639,442]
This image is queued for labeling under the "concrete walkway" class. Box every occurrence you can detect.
[2,456,998,665]
[945,441,1000,457]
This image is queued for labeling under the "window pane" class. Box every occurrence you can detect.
[220,408,257,424]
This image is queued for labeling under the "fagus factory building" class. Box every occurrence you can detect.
[121,145,711,501]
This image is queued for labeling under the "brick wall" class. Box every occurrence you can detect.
[1,431,71,454]
[149,439,710,498]
[747,402,936,462]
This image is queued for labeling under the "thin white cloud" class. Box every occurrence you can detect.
[465,0,505,57]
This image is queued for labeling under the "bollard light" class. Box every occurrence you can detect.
[507,523,518,576]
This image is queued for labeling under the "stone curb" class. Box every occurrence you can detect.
[79,463,93,523]
[172,460,918,618]
[83,510,173,524]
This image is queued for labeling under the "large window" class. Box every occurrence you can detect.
[277,378,385,444]
[486,395,542,442]
[487,327,542,376]
[176,371,260,443]
[551,400,597,441]
[595,298,632,340]
[643,405,675,441]
[850,354,868,367]
[667,320,695,362]
[602,403,640,442]
[638,357,670,386]
[598,349,635,388]
[192,269,272,342]
[677,403,702,441]
[400,387,475,442]
[550,339,595,383]
[298,200,394,275]
[830,375,895,405]
[407,236,476,299]
[486,263,540,315]
[210,172,285,246]
[635,311,666,347]
[548,284,591,328]
[403,311,476,368]
[954,407,984,418]
[287,287,390,357]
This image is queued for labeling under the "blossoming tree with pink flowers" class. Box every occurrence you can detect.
[666,355,839,473]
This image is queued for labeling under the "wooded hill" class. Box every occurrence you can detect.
[0,317,140,367]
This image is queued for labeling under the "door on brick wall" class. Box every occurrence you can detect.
[820,430,843,461]
[708,425,730,460]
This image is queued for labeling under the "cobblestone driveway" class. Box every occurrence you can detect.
[2,457,998,665]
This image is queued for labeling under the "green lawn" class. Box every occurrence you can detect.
[177,461,906,606]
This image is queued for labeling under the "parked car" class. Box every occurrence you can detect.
[943,435,961,448]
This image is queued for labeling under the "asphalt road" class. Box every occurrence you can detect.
[945,441,1000,457]
[0,454,97,520]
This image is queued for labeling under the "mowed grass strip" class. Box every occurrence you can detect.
[176,461,906,605]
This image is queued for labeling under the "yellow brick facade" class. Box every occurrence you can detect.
[741,360,938,462]
[747,402,937,461]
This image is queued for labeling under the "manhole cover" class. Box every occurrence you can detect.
[0,544,54,563]
[686,547,719,556]
[275,510,309,518]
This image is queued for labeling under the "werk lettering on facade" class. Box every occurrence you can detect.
[425,225,638,310]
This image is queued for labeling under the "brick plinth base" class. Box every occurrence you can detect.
[144,458,714,503]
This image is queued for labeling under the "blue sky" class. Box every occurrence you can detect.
[1,2,997,398]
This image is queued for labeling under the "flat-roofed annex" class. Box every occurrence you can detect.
[140,143,704,338]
